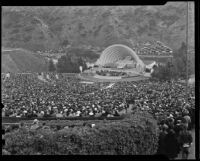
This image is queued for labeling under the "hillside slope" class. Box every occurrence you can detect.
[2,2,194,52]
[2,49,47,73]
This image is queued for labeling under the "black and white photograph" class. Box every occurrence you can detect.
[2,2,196,159]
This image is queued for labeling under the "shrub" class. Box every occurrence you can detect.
[3,111,159,155]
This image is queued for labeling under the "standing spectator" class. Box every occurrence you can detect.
[2,108,5,117]
[19,122,28,132]
[157,124,168,155]
[174,120,183,137]
[178,127,193,159]
[30,119,40,131]
[174,120,184,153]
[166,115,174,130]
[56,112,63,118]
[164,129,179,159]
[190,107,195,129]
[183,113,192,131]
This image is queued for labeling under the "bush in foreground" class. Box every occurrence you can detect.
[3,111,159,155]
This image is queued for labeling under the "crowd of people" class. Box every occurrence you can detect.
[2,74,195,120]
[96,70,127,77]
[136,40,173,56]
[2,73,126,118]
[2,73,195,158]
[157,118,193,159]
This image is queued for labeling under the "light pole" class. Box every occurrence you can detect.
[186,1,189,102]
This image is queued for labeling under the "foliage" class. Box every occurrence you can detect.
[56,54,87,73]
[48,59,56,72]
[2,4,194,51]
[3,111,159,155]
[173,42,191,79]
[56,55,71,73]
[77,57,87,71]
[2,49,47,73]
[152,42,194,80]
[67,48,99,60]
[151,64,172,81]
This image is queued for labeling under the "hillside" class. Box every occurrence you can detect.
[2,2,194,52]
[2,49,48,73]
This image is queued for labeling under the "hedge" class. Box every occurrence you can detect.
[2,115,125,124]
[3,111,159,155]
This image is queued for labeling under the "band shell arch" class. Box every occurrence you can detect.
[96,44,145,73]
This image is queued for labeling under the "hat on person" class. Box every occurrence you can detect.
[163,124,168,130]
[33,119,39,124]
[183,109,189,115]
[64,126,69,129]
[91,124,95,128]
[89,112,94,115]
[184,103,190,108]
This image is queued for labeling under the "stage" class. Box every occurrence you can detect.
[78,73,149,82]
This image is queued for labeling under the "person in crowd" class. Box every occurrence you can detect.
[91,124,95,128]
[2,73,194,123]
[11,124,20,131]
[157,124,168,155]
[2,73,195,158]
[5,125,12,133]
[56,112,63,118]
[183,112,192,131]
[178,126,193,159]
[174,120,183,137]
[19,122,29,132]
[30,119,40,131]
[2,108,5,117]
[164,129,179,159]
[56,125,62,131]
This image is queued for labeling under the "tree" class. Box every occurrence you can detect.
[77,57,87,72]
[61,39,69,47]
[56,55,68,73]
[56,53,88,73]
[151,64,172,81]
[65,54,77,73]
[48,59,56,72]
[173,42,187,79]
[56,55,77,73]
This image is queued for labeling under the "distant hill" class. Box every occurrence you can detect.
[2,3,194,52]
[1,3,195,75]
[2,49,47,73]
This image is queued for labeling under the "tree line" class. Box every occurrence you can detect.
[48,42,193,79]
[48,54,87,73]
[151,42,194,80]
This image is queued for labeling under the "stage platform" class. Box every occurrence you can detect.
[79,73,149,82]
